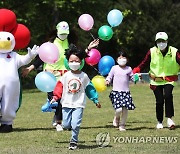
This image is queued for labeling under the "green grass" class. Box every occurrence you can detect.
[0,83,180,154]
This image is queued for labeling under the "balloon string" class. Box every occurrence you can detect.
[89,32,95,40]
[90,65,101,75]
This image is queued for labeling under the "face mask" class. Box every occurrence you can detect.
[69,62,81,71]
[117,58,127,66]
[57,34,68,40]
[157,42,167,51]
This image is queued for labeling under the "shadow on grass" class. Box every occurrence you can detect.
[57,141,85,144]
[78,144,112,149]
[81,124,114,130]
[127,126,155,130]
[13,127,55,132]
[57,140,112,149]
[127,120,152,124]
[13,124,180,132]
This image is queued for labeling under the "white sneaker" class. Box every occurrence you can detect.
[56,124,63,131]
[52,122,57,127]
[156,122,163,129]
[113,116,120,127]
[167,118,175,129]
[119,125,126,131]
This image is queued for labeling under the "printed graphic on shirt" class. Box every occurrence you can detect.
[68,78,81,94]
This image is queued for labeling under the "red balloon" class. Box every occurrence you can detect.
[0,9,17,32]
[12,24,31,50]
[85,48,101,66]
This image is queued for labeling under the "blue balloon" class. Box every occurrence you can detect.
[35,71,57,92]
[98,55,115,76]
[107,9,123,27]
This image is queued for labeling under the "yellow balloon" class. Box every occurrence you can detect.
[91,75,107,92]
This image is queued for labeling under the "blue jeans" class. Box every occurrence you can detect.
[62,107,83,142]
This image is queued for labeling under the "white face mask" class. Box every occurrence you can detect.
[69,62,81,71]
[117,58,127,66]
[157,42,167,51]
[57,34,68,40]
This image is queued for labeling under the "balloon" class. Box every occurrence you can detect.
[78,14,94,31]
[85,48,101,66]
[35,71,57,92]
[0,9,17,32]
[92,75,107,92]
[98,25,113,41]
[38,42,59,64]
[98,55,115,76]
[12,24,31,50]
[107,9,123,27]
[64,58,85,70]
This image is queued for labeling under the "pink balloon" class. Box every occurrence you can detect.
[78,14,94,31]
[85,48,101,66]
[38,42,59,64]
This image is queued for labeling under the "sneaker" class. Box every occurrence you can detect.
[0,124,13,133]
[119,125,126,131]
[167,118,175,130]
[52,122,57,127]
[156,122,163,129]
[56,124,63,131]
[113,116,120,127]
[69,142,77,150]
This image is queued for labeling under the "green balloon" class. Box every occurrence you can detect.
[64,58,85,70]
[98,25,113,41]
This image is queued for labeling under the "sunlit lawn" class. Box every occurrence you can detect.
[0,83,180,154]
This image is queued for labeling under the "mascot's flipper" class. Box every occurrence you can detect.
[41,100,58,112]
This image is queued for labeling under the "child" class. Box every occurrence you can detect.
[106,51,136,131]
[50,44,101,150]
[22,21,99,131]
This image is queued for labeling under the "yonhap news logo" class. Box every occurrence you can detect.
[112,136,178,144]
[96,132,111,147]
[96,132,178,147]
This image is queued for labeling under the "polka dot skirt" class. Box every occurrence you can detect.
[109,90,135,110]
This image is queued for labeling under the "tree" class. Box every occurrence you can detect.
[0,0,179,87]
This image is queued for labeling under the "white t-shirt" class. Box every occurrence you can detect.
[60,71,90,108]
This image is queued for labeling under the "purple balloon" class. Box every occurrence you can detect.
[38,42,59,64]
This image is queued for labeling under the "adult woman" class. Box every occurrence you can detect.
[133,32,180,129]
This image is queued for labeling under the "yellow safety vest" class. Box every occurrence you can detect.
[149,46,179,85]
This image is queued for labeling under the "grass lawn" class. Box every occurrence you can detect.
[0,83,180,154]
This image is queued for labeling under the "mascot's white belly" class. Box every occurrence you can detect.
[0,52,21,124]
[0,18,39,129]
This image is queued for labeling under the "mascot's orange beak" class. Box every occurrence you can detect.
[0,41,11,50]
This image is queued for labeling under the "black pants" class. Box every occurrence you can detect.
[48,92,62,121]
[153,84,174,123]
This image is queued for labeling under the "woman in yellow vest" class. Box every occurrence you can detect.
[133,32,180,130]
[22,21,99,131]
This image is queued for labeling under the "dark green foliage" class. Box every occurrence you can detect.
[0,0,179,87]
